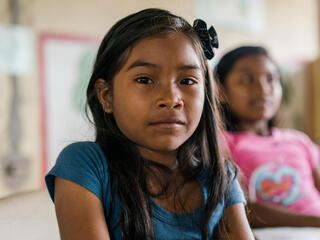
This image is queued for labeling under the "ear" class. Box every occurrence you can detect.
[95,78,113,113]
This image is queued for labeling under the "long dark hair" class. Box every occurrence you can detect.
[86,8,235,239]
[214,46,280,132]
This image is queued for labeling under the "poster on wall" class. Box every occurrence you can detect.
[39,34,99,176]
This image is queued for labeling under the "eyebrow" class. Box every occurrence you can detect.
[177,64,201,71]
[126,61,157,71]
[126,60,201,72]
[234,67,251,72]
[236,67,277,76]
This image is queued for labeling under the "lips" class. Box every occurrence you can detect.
[149,118,185,129]
[250,98,271,107]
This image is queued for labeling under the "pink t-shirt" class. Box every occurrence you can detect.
[224,128,320,216]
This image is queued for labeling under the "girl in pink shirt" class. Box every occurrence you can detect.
[215,46,320,227]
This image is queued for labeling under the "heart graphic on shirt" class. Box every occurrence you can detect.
[252,165,301,206]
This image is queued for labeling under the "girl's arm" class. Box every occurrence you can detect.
[248,201,320,228]
[312,163,320,193]
[217,203,255,240]
[54,177,110,240]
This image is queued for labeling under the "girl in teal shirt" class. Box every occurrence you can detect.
[46,8,254,240]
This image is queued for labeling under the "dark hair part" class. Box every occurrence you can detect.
[86,8,235,239]
[214,45,280,132]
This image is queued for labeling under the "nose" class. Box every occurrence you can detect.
[155,83,183,109]
[256,77,272,95]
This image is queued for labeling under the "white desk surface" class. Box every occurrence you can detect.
[253,227,320,240]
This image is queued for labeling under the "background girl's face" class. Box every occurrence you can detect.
[224,55,282,123]
[106,33,205,159]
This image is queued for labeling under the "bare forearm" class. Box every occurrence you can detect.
[216,203,255,240]
[313,165,320,193]
[247,201,320,228]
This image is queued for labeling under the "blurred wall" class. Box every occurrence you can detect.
[216,0,319,62]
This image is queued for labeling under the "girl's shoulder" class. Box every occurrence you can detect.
[45,141,109,202]
[274,128,320,168]
[273,128,314,144]
[56,141,109,175]
[60,140,104,158]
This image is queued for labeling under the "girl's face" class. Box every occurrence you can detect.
[103,33,205,160]
[224,55,282,123]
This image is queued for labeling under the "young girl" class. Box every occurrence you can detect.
[45,9,254,240]
[215,46,320,228]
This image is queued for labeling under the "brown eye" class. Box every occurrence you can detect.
[239,75,253,84]
[267,73,274,83]
[180,78,197,85]
[135,77,153,84]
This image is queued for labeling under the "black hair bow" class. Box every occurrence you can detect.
[193,19,219,60]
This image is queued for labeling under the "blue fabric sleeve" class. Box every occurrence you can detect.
[45,142,108,202]
[197,163,246,209]
[225,176,246,208]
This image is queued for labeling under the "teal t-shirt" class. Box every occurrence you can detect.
[45,142,245,239]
